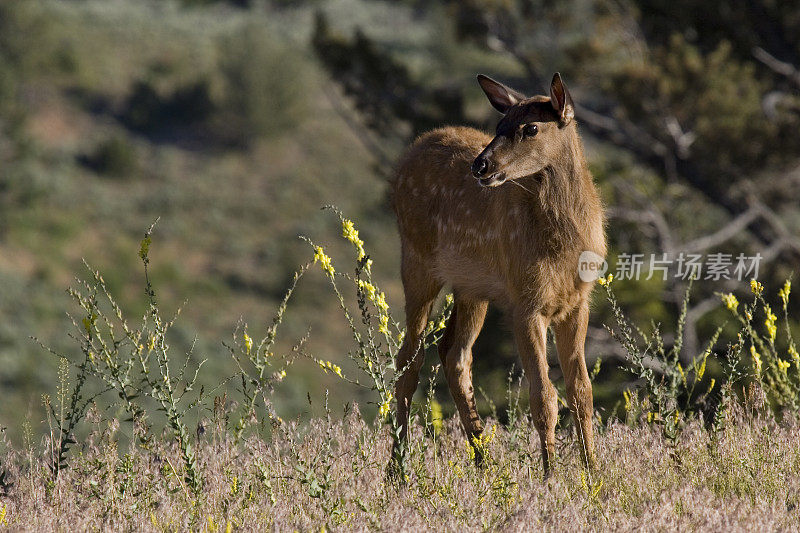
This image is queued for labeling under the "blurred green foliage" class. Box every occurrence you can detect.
[80,136,140,178]
[0,0,798,443]
[216,23,312,145]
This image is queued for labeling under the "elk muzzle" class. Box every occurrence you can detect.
[472,139,508,187]
[471,156,490,177]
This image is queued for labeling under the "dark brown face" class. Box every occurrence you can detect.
[471,73,575,187]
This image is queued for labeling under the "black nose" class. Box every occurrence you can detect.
[472,157,489,177]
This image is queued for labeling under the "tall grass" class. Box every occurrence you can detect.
[1,213,799,530]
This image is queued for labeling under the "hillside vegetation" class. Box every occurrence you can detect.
[2,1,800,528]
[0,0,414,431]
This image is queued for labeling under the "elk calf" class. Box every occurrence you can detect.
[392,73,606,474]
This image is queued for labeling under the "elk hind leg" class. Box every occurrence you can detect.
[437,297,488,463]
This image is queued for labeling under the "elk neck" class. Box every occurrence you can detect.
[502,131,602,254]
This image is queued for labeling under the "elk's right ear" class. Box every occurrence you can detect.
[477,75,525,114]
[549,72,574,126]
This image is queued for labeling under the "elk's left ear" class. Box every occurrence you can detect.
[477,74,526,114]
[549,72,574,126]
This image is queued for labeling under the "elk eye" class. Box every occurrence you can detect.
[522,124,538,138]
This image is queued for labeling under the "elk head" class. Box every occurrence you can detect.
[471,73,575,187]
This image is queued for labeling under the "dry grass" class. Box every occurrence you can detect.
[1,403,798,531]
[2,216,798,531]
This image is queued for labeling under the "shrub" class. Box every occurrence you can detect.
[720,280,799,413]
[600,273,798,441]
[120,78,215,135]
[600,277,726,440]
[80,136,139,178]
[214,24,310,146]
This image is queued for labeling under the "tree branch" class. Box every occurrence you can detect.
[753,46,800,88]
[682,205,761,253]
[323,88,395,179]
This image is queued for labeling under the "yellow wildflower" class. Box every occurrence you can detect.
[139,235,151,261]
[779,280,791,306]
[358,280,377,300]
[750,279,763,295]
[790,344,799,368]
[706,378,716,395]
[472,425,496,447]
[721,293,739,312]
[341,219,357,241]
[696,354,707,382]
[341,218,366,260]
[0,504,7,526]
[313,246,335,278]
[429,398,443,433]
[597,273,614,286]
[396,330,405,344]
[677,363,686,386]
[318,360,343,378]
[378,392,393,419]
[764,305,778,342]
[777,359,790,373]
[750,345,762,375]
[378,314,390,335]
[622,390,631,412]
[469,426,496,460]
[358,281,390,318]
[445,293,454,305]
[243,332,253,354]
[375,291,389,313]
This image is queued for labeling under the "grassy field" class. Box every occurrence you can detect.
[0,219,798,531]
[1,408,798,531]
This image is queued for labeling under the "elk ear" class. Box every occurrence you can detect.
[477,74,525,114]
[549,72,574,126]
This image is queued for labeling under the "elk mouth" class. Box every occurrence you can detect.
[479,171,507,187]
